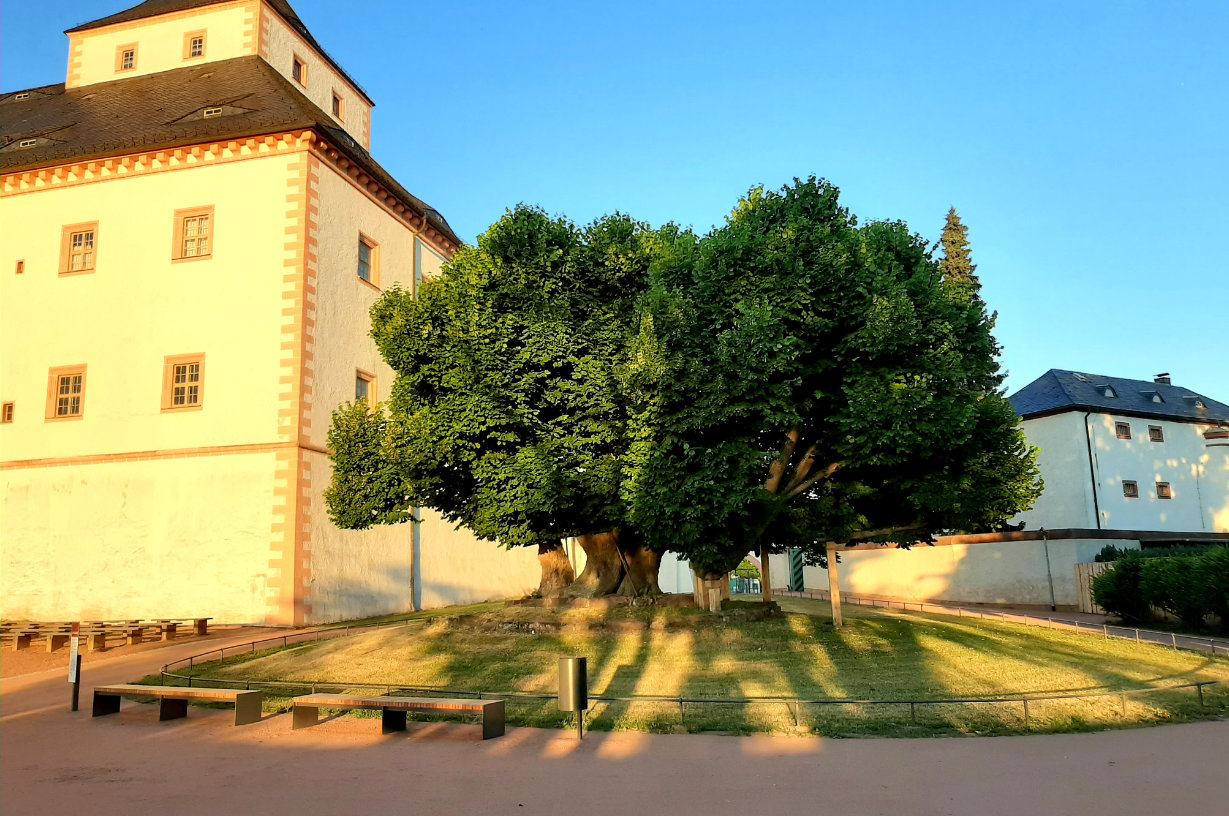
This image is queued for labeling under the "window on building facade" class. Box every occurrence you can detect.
[1122,480,1138,498]
[162,355,205,410]
[116,45,137,72]
[2,402,13,423]
[15,260,24,274]
[60,222,98,275]
[184,31,206,59]
[355,370,376,404]
[45,366,86,420]
[1148,425,1164,442]
[358,235,378,285]
[173,206,214,260]
[1101,385,1117,398]
[1156,482,1172,499]
[292,57,308,86]
[1115,422,1131,440]
[332,92,345,120]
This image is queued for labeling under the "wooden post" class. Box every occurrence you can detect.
[828,546,844,628]
[721,574,731,601]
[760,544,772,603]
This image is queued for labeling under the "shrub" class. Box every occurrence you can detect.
[1092,555,1151,624]
[1198,546,1229,628]
[1094,544,1125,563]
[1141,557,1206,628]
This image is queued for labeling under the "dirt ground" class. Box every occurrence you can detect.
[1,628,1225,816]
[0,626,257,678]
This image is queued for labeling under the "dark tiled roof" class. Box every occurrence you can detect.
[65,0,373,105]
[0,56,458,246]
[1009,369,1229,424]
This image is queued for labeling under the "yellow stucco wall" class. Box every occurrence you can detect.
[262,8,371,148]
[67,0,258,88]
[417,509,541,609]
[1,452,279,622]
[0,152,299,462]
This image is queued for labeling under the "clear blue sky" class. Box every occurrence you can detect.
[4,1,1226,398]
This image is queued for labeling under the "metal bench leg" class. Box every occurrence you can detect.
[483,701,505,740]
[234,691,263,726]
[93,691,121,717]
[160,698,189,721]
[382,708,408,734]
[292,705,319,730]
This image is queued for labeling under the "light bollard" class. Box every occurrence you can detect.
[558,657,589,739]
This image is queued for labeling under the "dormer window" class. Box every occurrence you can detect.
[1072,373,1089,382]
[203,107,223,118]
[116,44,137,72]
[1140,390,1164,403]
[1183,396,1207,410]
[14,92,30,101]
[292,56,308,87]
[184,31,206,60]
[1099,385,1117,398]
[18,138,37,148]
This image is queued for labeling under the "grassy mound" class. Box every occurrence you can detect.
[168,597,1229,737]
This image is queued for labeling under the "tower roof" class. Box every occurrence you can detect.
[65,0,373,105]
[1,56,457,247]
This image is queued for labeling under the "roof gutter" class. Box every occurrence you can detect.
[1083,411,1102,530]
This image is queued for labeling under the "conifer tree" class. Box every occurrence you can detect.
[939,207,977,286]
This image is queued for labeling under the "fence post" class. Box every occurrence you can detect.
[1171,633,1177,651]
[1120,693,1127,716]
[678,699,685,727]
[1103,624,1108,639]
[1197,684,1205,707]
[909,702,916,725]
[1022,699,1029,727]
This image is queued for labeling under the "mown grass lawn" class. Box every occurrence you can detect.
[171,596,1229,737]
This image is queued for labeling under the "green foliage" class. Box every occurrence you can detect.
[326,205,682,548]
[732,559,761,580]
[1092,555,1151,624]
[938,207,977,286]
[1094,544,1219,562]
[623,178,1041,576]
[1094,547,1228,629]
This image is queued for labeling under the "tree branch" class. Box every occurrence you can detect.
[846,522,927,542]
[781,443,819,494]
[764,428,800,493]
[783,461,842,500]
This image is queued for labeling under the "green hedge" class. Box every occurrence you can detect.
[1092,546,1229,630]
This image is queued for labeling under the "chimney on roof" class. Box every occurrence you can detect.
[1154,373,1171,385]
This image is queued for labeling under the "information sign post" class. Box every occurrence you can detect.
[68,623,82,712]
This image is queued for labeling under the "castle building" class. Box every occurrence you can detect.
[0,0,540,625]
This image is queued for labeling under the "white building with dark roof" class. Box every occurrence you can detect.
[1009,370,1229,535]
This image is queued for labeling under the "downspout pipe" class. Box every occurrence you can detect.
[1082,411,1102,530]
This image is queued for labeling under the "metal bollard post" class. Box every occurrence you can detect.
[558,657,589,740]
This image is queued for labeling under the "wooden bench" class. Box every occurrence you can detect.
[92,684,264,726]
[291,693,505,739]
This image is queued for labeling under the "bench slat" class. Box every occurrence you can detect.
[291,693,504,739]
[92,685,263,725]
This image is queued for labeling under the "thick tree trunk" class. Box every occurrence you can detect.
[568,531,626,597]
[536,540,575,598]
[760,542,773,603]
[616,545,663,597]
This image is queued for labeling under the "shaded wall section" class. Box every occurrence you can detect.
[416,509,540,609]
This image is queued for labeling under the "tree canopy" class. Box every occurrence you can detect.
[326,178,1041,598]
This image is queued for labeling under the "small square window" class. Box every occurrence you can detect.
[1122,480,1138,499]
[183,31,206,60]
[356,370,376,405]
[116,44,138,72]
[15,260,24,274]
[332,92,345,121]
[1115,422,1131,440]
[357,235,379,285]
[292,57,308,86]
[60,222,99,275]
[1148,425,1164,443]
[162,354,205,411]
[173,206,214,261]
[45,365,86,421]
[2,402,13,423]
[1156,482,1172,499]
